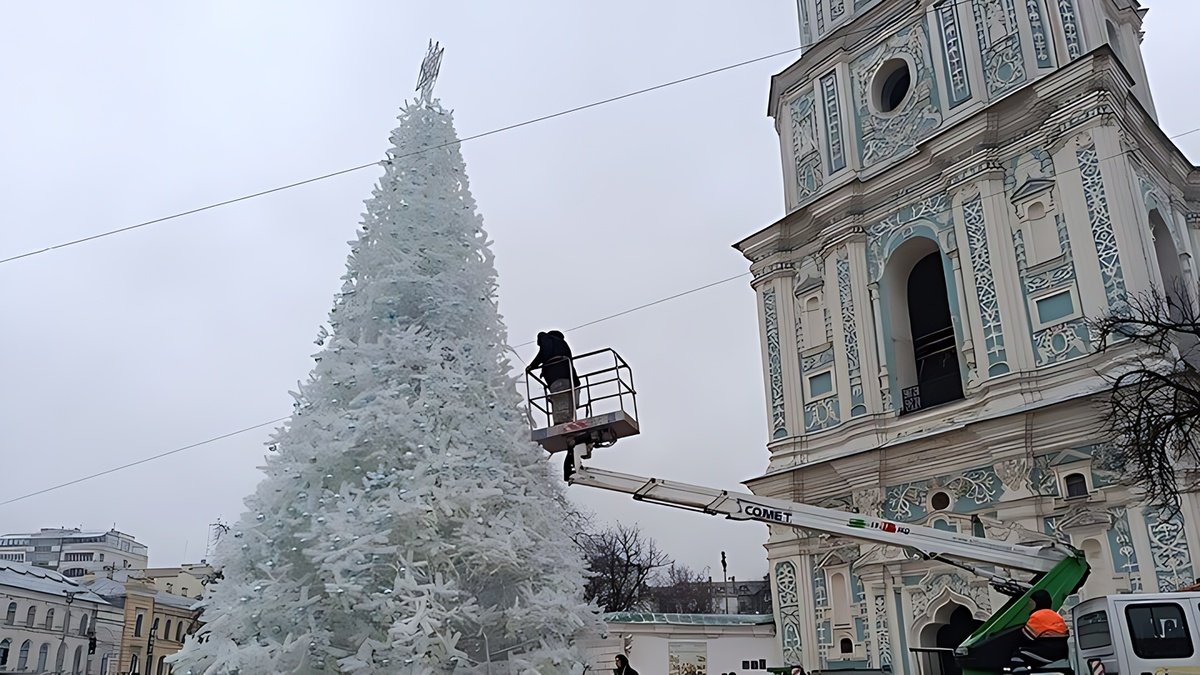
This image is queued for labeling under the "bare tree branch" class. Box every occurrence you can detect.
[649,563,716,613]
[573,523,671,612]
[1091,283,1200,513]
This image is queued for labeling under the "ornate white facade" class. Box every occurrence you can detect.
[735,1,1200,672]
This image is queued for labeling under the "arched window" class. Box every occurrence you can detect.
[45,607,55,630]
[0,638,10,667]
[73,645,84,674]
[26,606,37,626]
[1106,20,1122,58]
[17,640,31,670]
[165,619,173,641]
[56,642,67,672]
[158,654,169,675]
[830,571,850,625]
[176,621,184,642]
[129,653,140,674]
[1150,210,1187,318]
[840,637,854,654]
[804,295,824,348]
[883,240,964,413]
[4,601,16,624]
[36,643,49,671]
[1064,473,1089,498]
[134,612,144,637]
[79,613,90,636]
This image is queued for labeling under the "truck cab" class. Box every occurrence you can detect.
[1072,591,1200,674]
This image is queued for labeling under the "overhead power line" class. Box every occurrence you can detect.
[9,125,1199,504]
[0,418,289,507]
[0,46,802,266]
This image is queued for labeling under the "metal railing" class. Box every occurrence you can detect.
[910,648,957,675]
[525,348,638,433]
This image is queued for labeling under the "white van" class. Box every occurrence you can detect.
[1072,592,1200,674]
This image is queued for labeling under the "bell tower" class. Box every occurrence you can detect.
[739,1,1199,671]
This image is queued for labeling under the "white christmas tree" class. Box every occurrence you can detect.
[171,54,600,675]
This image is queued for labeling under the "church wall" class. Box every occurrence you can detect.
[746,1,1200,669]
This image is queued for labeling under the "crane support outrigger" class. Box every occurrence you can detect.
[525,349,1089,675]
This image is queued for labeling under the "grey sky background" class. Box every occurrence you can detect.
[2,2,1197,584]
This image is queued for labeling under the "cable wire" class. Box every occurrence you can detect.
[0,46,802,266]
[0,418,289,507]
[5,129,1199,504]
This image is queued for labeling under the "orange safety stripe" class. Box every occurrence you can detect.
[1027,609,1069,637]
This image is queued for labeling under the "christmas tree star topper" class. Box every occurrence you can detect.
[415,39,444,104]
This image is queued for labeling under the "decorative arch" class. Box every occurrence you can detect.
[879,234,966,413]
[908,572,992,653]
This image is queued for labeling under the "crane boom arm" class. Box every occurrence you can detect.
[571,463,1068,574]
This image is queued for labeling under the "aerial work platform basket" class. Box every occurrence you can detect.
[525,348,640,453]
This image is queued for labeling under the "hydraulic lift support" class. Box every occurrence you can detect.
[526,349,1089,674]
[567,456,1089,675]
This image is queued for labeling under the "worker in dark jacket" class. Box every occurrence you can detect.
[613,654,639,675]
[526,330,580,425]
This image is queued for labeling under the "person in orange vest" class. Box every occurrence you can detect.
[1011,589,1070,668]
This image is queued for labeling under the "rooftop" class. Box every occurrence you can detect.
[604,612,774,626]
[0,560,108,605]
[86,577,200,611]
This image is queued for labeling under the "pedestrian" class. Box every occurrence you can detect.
[526,330,580,425]
[613,654,639,675]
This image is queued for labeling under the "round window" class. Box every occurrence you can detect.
[873,59,912,113]
[930,491,952,511]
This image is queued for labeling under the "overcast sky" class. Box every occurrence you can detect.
[2,2,1198,584]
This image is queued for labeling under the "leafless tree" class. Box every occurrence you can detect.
[649,563,715,613]
[574,523,671,612]
[1093,283,1200,512]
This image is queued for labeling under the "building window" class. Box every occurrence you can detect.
[129,653,140,674]
[157,654,168,675]
[45,608,55,630]
[98,553,105,563]
[165,620,173,641]
[931,490,952,511]
[1064,473,1089,499]
[873,58,912,113]
[904,253,962,410]
[79,614,90,636]
[134,613,144,637]
[17,640,30,670]
[26,606,37,627]
[0,638,10,667]
[1149,210,1186,322]
[36,643,49,671]
[840,638,854,654]
[1035,290,1076,326]
[5,601,16,624]
[1022,201,1062,266]
[1106,20,1122,58]
[884,242,964,414]
[830,571,850,625]
[176,622,184,642]
[807,370,835,398]
[63,567,88,578]
[803,295,825,348]
[73,645,84,674]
